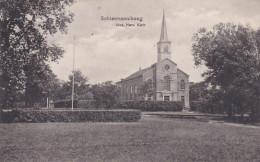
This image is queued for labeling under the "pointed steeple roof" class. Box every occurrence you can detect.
[159,10,169,42]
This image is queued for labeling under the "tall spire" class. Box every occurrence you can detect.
[157,10,171,62]
[160,10,169,42]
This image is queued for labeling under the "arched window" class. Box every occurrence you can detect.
[130,86,133,100]
[134,85,138,100]
[164,46,168,53]
[181,96,185,103]
[181,80,185,89]
[147,79,153,89]
[164,76,170,91]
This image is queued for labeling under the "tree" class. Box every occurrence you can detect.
[0,0,75,108]
[0,72,3,106]
[23,65,62,107]
[69,70,89,100]
[190,82,225,113]
[140,79,155,99]
[91,81,120,108]
[192,23,260,120]
[189,81,208,102]
[36,70,63,106]
[57,70,89,101]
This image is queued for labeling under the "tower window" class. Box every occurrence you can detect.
[164,76,170,91]
[164,46,168,53]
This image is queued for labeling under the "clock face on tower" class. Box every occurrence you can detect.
[164,64,170,70]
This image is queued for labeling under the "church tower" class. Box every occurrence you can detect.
[157,11,171,62]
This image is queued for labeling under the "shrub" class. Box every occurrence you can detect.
[0,109,141,123]
[77,100,95,109]
[190,101,205,112]
[117,101,183,111]
[0,109,2,122]
[1,109,15,123]
[190,101,225,114]
[54,100,78,108]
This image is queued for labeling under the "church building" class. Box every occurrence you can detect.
[117,12,190,108]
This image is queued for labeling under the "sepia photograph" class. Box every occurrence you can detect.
[0,0,259,161]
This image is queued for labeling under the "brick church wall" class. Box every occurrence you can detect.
[177,69,190,108]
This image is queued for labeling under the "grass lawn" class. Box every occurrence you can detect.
[0,115,259,162]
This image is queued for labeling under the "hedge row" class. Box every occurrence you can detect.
[77,100,95,109]
[117,101,183,111]
[54,100,96,109]
[190,101,225,114]
[54,100,78,108]
[0,109,3,123]
[0,109,141,123]
[190,101,205,112]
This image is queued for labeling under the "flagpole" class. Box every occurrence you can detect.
[72,36,75,110]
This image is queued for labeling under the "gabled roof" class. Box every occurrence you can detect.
[157,58,189,77]
[156,58,177,65]
[177,68,189,77]
[120,66,152,82]
[118,58,189,82]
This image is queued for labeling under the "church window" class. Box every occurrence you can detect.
[181,96,185,104]
[164,76,170,91]
[147,94,153,101]
[134,85,138,100]
[130,86,133,100]
[147,79,153,89]
[135,85,138,94]
[158,47,160,53]
[164,46,168,53]
[181,80,185,89]
[164,96,170,101]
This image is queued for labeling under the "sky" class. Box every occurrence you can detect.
[49,0,260,84]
